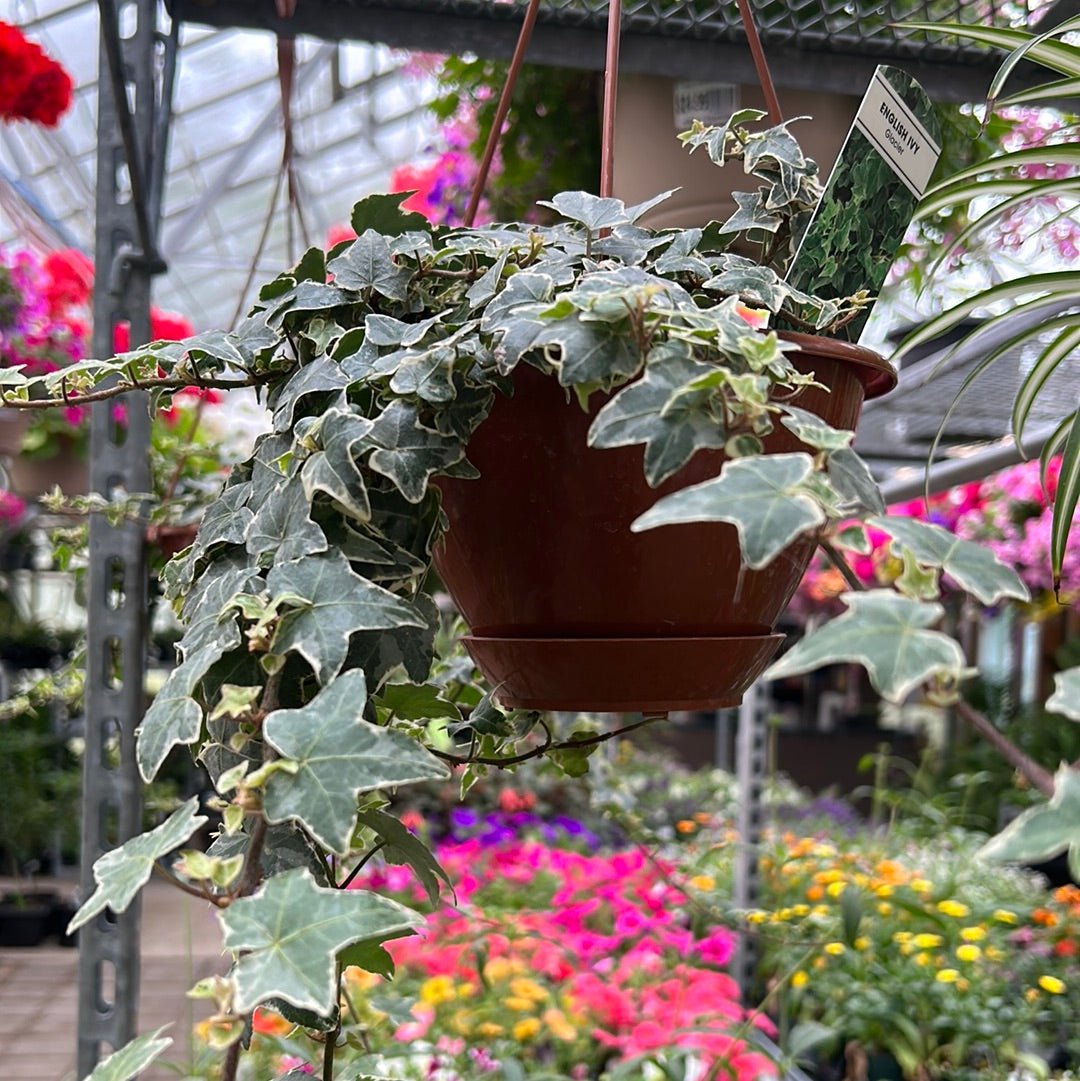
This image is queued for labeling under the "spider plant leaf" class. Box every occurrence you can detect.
[1051,408,1080,596]
[1012,321,1080,449]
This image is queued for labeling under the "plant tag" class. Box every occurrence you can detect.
[784,65,941,340]
[673,81,739,129]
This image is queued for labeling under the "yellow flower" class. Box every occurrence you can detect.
[937,900,970,918]
[811,904,831,918]
[815,869,844,884]
[875,884,895,898]
[483,957,513,983]
[419,976,456,1005]
[1038,975,1066,995]
[827,881,847,898]
[956,978,970,991]
[542,1008,577,1042]
[510,977,548,1003]
[985,946,1004,961]
[854,936,871,951]
[1025,988,1041,1003]
[513,1017,542,1041]
[911,878,933,894]
[792,903,810,917]
[452,1009,474,1036]
[993,909,1018,925]
[914,952,932,967]
[956,944,981,963]
[477,1022,505,1038]
[936,968,960,983]
[877,901,893,916]
[746,910,769,925]
[960,926,986,942]
[892,931,913,943]
[791,970,809,988]
[824,941,846,956]
[689,874,715,891]
[812,843,837,857]
[505,996,535,1013]
[913,933,943,949]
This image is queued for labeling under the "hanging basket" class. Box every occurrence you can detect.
[433,334,895,713]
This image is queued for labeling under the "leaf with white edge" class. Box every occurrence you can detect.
[631,453,824,569]
[1047,667,1080,721]
[366,400,465,503]
[268,551,426,685]
[355,806,453,906]
[246,475,329,564]
[870,515,1030,606]
[80,1027,173,1081]
[271,356,350,433]
[137,640,225,780]
[539,313,642,389]
[980,765,1080,874]
[762,590,965,701]
[537,192,634,232]
[68,799,207,932]
[588,343,726,486]
[326,230,412,301]
[301,408,373,522]
[221,867,422,1015]
[780,404,854,452]
[827,447,886,516]
[262,670,449,853]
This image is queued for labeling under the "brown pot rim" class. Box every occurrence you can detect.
[779,331,897,401]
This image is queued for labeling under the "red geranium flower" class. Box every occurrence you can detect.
[0,22,73,128]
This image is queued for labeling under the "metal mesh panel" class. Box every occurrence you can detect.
[325,0,1051,58]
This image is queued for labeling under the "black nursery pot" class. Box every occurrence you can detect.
[0,892,56,948]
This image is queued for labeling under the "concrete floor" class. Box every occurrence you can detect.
[0,875,226,1081]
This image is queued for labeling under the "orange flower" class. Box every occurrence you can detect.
[1032,908,1059,927]
[252,1007,293,1037]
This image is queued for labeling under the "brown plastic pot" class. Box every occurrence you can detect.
[433,333,896,713]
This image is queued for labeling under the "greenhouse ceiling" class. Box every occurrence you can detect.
[0,0,440,332]
[0,0,1067,337]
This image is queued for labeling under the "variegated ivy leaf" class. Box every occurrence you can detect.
[870,516,1030,606]
[68,799,207,932]
[588,342,726,487]
[539,313,643,389]
[703,264,789,311]
[631,453,826,569]
[721,189,783,235]
[138,638,231,780]
[980,765,1080,884]
[326,229,412,301]
[1047,667,1080,721]
[246,473,329,565]
[538,190,673,232]
[80,1027,173,1081]
[365,400,465,503]
[270,356,350,433]
[267,550,426,685]
[300,408,373,523]
[262,669,448,853]
[364,311,446,348]
[780,404,854,452]
[827,447,886,516]
[763,590,966,701]
[221,867,422,1016]
[678,109,768,167]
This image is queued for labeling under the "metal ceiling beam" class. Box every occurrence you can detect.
[171,0,1040,103]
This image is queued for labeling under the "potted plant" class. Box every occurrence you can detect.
[0,103,1047,1081]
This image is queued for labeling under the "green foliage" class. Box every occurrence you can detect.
[901,17,1080,590]
[431,57,602,222]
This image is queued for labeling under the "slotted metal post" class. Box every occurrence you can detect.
[77,0,174,1072]
[733,680,770,1000]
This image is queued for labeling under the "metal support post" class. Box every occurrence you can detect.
[733,680,770,1001]
[77,0,174,1072]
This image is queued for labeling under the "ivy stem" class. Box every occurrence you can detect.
[954,699,1054,797]
[322,964,342,1081]
[337,840,387,891]
[222,1039,241,1081]
[429,712,664,767]
[818,537,865,593]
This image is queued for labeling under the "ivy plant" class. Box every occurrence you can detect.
[0,106,1061,1081]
